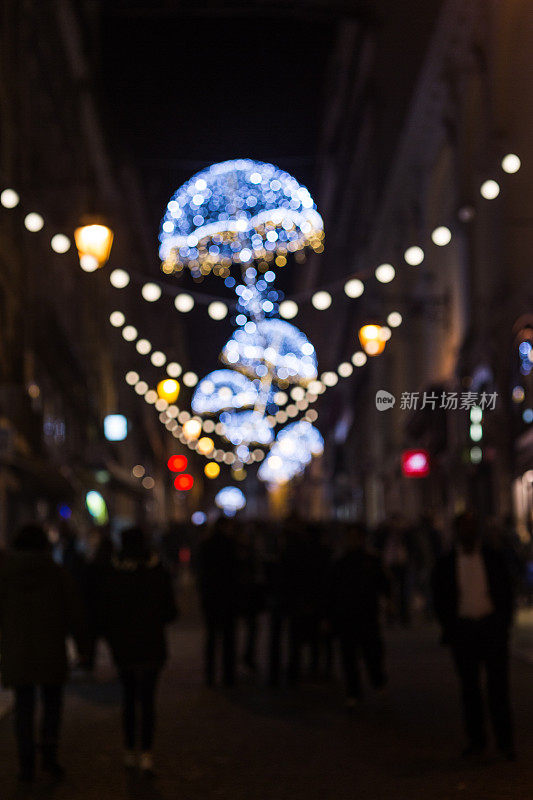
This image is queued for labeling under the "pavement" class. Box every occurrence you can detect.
[2,588,533,799]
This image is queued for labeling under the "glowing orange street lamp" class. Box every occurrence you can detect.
[74,221,114,271]
[358,324,387,356]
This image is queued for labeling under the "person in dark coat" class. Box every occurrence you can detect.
[197,517,239,687]
[0,524,86,783]
[103,527,177,776]
[325,523,389,706]
[432,512,515,759]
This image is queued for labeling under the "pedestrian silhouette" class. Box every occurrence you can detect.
[102,527,177,776]
[432,511,515,759]
[326,523,389,706]
[197,517,239,687]
[0,524,86,784]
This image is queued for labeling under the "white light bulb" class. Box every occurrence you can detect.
[431,226,452,246]
[208,301,228,320]
[110,269,130,288]
[183,371,198,387]
[167,362,182,378]
[151,351,166,367]
[141,283,162,302]
[125,371,139,385]
[122,325,137,342]
[109,311,125,327]
[312,291,332,310]
[404,246,424,266]
[387,311,402,328]
[338,362,353,378]
[501,154,521,174]
[80,255,99,272]
[375,263,396,283]
[136,339,152,355]
[24,212,44,232]
[279,300,298,319]
[351,351,367,367]
[51,233,71,253]
[480,180,500,200]
[0,188,19,208]
[344,278,364,298]
[321,371,338,387]
[174,293,194,312]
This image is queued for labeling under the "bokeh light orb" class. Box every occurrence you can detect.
[159,159,324,276]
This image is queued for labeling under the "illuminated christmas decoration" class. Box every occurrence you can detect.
[258,420,323,485]
[191,369,258,415]
[159,159,324,276]
[358,324,387,356]
[219,410,274,446]
[221,319,317,384]
[215,486,246,514]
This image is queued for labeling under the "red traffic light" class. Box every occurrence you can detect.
[168,455,188,472]
[174,473,194,491]
[401,449,430,478]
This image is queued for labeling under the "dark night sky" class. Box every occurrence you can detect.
[100,12,336,231]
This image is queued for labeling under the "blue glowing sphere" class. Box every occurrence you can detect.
[219,410,274,446]
[258,421,323,485]
[221,318,317,384]
[191,369,259,415]
[215,486,246,513]
[159,159,323,275]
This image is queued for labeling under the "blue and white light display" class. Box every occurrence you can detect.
[191,369,258,415]
[219,410,274,446]
[158,158,325,491]
[159,159,324,276]
[215,486,246,515]
[221,319,317,384]
[258,421,324,485]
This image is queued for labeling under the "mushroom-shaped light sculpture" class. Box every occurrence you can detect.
[191,369,259,415]
[221,319,317,385]
[159,159,324,277]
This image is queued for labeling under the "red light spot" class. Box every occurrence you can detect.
[179,547,191,564]
[168,455,188,472]
[401,449,430,478]
[174,473,194,491]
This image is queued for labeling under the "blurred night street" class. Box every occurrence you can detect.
[1,0,533,797]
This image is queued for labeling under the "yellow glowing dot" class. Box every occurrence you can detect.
[157,379,180,404]
[197,436,215,456]
[204,462,220,479]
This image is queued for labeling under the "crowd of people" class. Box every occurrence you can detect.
[0,510,525,785]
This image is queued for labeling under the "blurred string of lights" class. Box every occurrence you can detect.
[0,153,523,485]
[1,152,521,323]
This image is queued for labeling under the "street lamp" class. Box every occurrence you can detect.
[358,324,387,356]
[157,379,180,404]
[74,220,114,271]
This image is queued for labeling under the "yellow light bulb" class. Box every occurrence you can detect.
[157,379,180,404]
[204,462,220,479]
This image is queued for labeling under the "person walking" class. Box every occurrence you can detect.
[432,512,515,759]
[197,517,240,687]
[0,524,86,784]
[325,523,389,707]
[102,527,177,776]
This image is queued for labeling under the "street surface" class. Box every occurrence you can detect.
[2,586,533,799]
